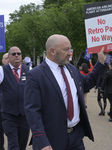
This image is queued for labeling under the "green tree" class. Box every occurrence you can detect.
[9,3,41,22]
[42,0,86,65]
[5,3,43,59]
[6,0,106,65]
[43,0,69,8]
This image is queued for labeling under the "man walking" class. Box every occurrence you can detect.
[0,47,30,150]
[24,34,107,150]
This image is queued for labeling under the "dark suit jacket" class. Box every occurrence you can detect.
[101,69,112,95]
[24,60,107,150]
[0,91,2,111]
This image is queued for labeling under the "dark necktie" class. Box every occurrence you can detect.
[60,66,74,121]
[13,68,19,83]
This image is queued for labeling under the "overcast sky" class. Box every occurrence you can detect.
[0,0,43,23]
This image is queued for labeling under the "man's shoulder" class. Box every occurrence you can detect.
[67,63,77,69]
[67,63,79,73]
[107,69,112,76]
[22,64,28,68]
[2,64,10,70]
[27,65,41,75]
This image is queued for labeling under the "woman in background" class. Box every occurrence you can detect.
[80,59,93,108]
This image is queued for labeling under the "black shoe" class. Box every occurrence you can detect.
[107,112,110,116]
[0,146,5,150]
[109,118,112,122]
[99,110,105,116]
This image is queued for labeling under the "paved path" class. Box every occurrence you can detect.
[4,89,112,150]
[84,89,112,150]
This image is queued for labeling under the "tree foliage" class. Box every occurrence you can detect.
[9,3,41,22]
[3,0,109,65]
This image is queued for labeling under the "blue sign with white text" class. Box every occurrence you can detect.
[105,54,112,65]
[0,15,5,52]
[84,48,92,61]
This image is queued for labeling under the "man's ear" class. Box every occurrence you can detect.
[50,47,56,56]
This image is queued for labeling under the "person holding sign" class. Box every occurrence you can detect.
[24,34,107,150]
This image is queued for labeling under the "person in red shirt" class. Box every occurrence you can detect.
[80,60,93,107]
[80,59,93,75]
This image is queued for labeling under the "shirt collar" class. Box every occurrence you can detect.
[45,57,59,71]
[9,63,21,70]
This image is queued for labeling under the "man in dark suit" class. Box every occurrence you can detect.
[0,47,29,150]
[0,53,9,150]
[24,34,107,150]
[101,61,112,122]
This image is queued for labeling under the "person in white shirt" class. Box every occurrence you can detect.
[0,46,30,150]
[0,52,9,150]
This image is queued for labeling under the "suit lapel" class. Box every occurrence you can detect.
[42,61,65,106]
[41,61,84,107]
[66,65,83,99]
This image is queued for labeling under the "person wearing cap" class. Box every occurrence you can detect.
[0,47,30,150]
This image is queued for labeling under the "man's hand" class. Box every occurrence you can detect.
[98,47,107,64]
[41,146,53,150]
[89,59,92,63]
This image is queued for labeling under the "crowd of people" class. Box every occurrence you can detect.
[0,34,110,150]
[79,57,112,122]
[100,61,112,122]
[79,56,112,123]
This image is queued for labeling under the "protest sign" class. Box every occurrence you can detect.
[84,0,112,54]
[0,15,5,52]
[84,48,92,61]
[105,54,112,65]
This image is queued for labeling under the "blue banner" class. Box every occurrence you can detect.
[0,15,5,52]
[105,54,112,65]
[84,48,92,61]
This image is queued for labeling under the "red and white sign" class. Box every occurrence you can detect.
[84,1,112,54]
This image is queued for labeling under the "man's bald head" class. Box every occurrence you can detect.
[46,34,69,51]
[8,46,21,54]
[2,53,9,65]
[45,34,72,65]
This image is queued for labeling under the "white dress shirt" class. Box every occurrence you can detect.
[45,58,80,127]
